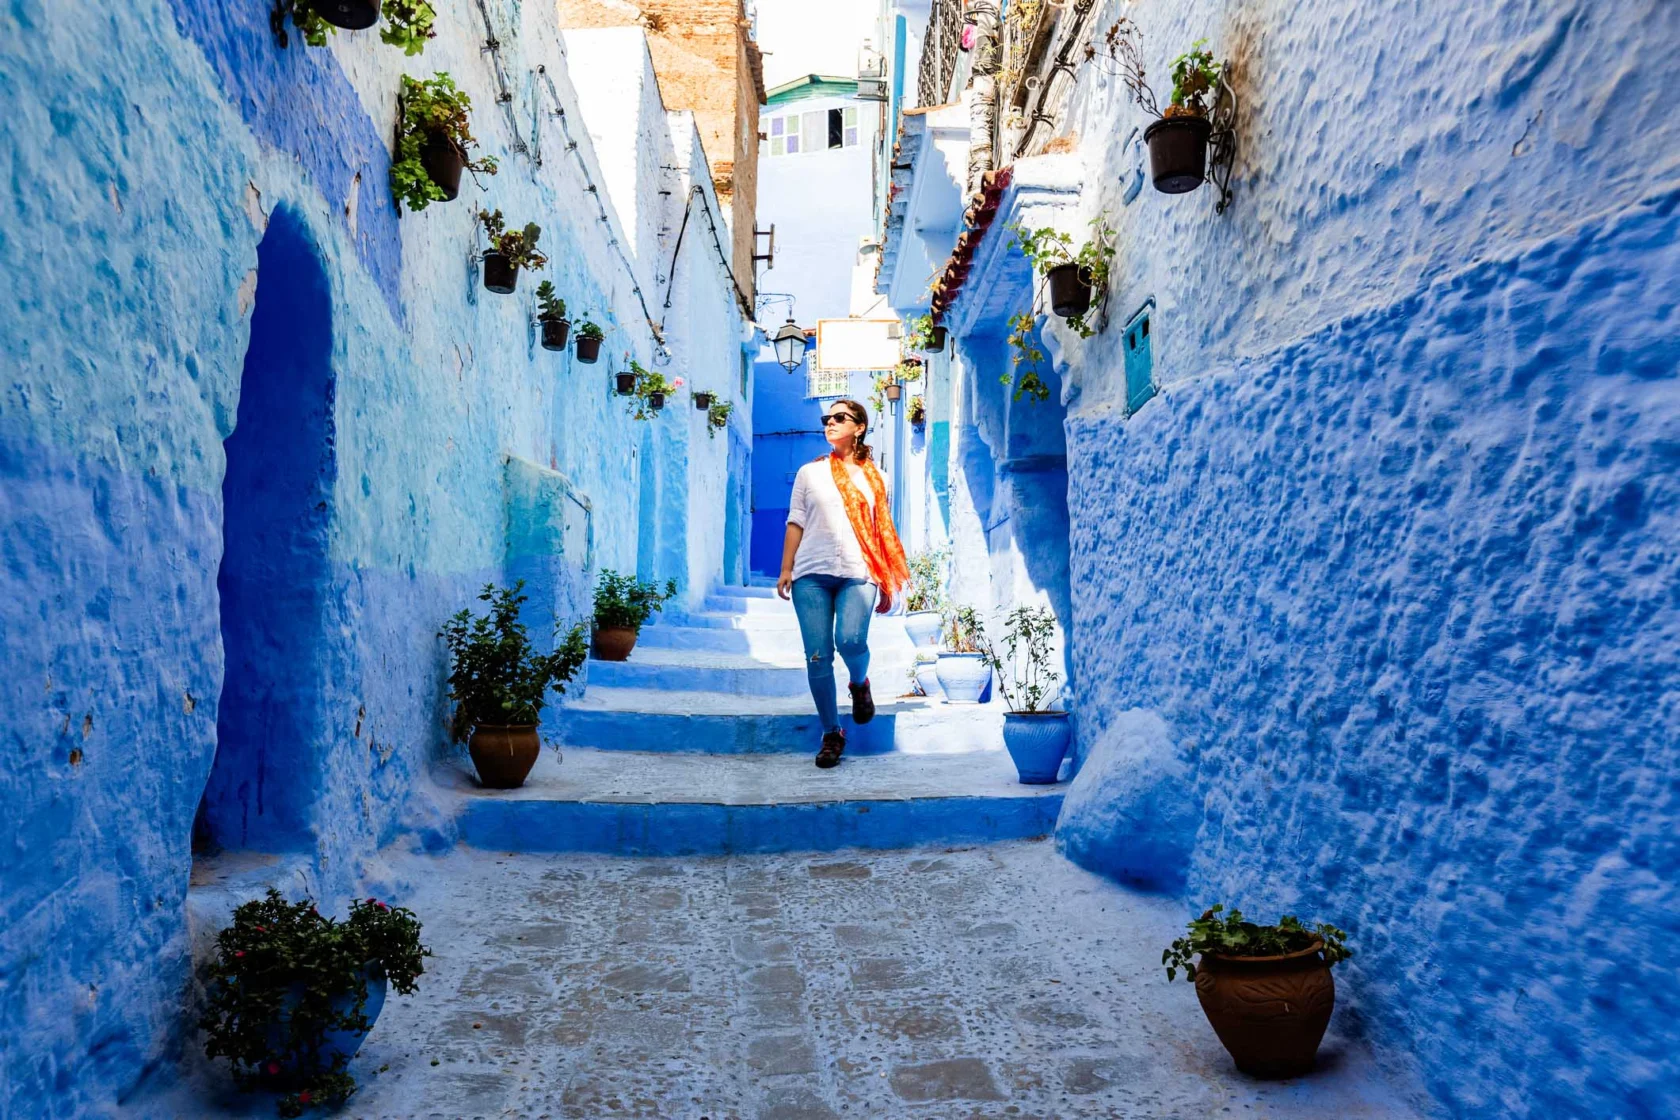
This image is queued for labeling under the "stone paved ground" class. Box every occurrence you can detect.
[142,841,1435,1118]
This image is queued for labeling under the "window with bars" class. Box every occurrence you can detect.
[766,107,858,156]
[806,368,850,398]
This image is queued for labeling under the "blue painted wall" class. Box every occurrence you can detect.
[1040,1,1680,1115]
[0,2,746,1114]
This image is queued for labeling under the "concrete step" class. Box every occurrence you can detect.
[714,584,780,599]
[557,688,1001,755]
[702,594,801,617]
[444,748,1061,856]
[635,618,919,660]
[585,648,814,697]
[660,610,803,631]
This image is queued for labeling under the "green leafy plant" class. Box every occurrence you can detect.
[1167,40,1223,118]
[200,889,430,1117]
[380,0,437,55]
[390,74,497,213]
[535,281,567,323]
[904,312,937,351]
[983,605,1062,713]
[907,395,926,427]
[593,570,678,632]
[904,548,948,614]
[941,604,986,654]
[478,210,548,272]
[627,362,681,420]
[1093,19,1222,120]
[1003,312,1050,403]
[439,582,587,740]
[706,398,734,439]
[1010,220,1115,336]
[575,318,605,342]
[870,359,922,412]
[1163,905,1353,982]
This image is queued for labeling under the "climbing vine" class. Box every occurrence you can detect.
[1003,312,1049,403]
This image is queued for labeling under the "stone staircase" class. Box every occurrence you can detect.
[446,579,1061,855]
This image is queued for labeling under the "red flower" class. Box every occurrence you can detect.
[267,1062,281,1075]
[254,924,266,932]
[234,950,245,958]
[374,901,388,910]
[298,1091,313,1104]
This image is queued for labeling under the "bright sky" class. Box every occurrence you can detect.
[753,0,882,88]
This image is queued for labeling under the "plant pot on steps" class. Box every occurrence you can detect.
[467,723,540,789]
[614,371,636,395]
[482,252,518,295]
[933,651,991,703]
[1144,115,1213,194]
[914,659,942,700]
[1195,941,1336,1078]
[541,318,570,351]
[923,325,948,351]
[1002,711,1071,784]
[255,964,388,1090]
[419,131,464,201]
[310,0,381,31]
[903,610,942,649]
[1046,263,1093,319]
[576,336,602,364]
[593,626,637,661]
[648,392,666,411]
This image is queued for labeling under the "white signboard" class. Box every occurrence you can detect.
[815,318,900,372]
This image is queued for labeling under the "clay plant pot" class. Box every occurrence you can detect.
[693,392,714,411]
[933,651,991,703]
[467,723,541,789]
[592,626,638,661]
[1001,711,1071,784]
[419,131,464,201]
[903,610,942,649]
[541,318,570,351]
[615,371,636,395]
[923,325,948,351]
[482,251,518,295]
[1144,115,1213,194]
[576,335,602,364]
[1194,941,1336,1078]
[310,0,380,31]
[884,382,903,403]
[1046,262,1093,319]
[648,392,666,411]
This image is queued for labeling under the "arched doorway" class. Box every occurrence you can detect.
[194,207,336,854]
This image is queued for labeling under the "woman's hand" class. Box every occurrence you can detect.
[777,571,793,600]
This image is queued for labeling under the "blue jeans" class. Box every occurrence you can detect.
[790,575,875,732]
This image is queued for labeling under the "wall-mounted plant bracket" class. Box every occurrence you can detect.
[1118,126,1144,205]
[1207,77,1238,214]
[473,0,527,157]
[466,218,484,307]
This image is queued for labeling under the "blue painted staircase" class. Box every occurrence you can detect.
[446,581,1062,855]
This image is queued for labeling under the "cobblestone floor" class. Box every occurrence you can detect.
[144,841,1434,1118]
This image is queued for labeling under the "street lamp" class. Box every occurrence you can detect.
[771,318,808,373]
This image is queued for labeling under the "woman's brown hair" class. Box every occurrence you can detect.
[830,399,873,463]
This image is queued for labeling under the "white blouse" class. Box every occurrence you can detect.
[786,457,888,583]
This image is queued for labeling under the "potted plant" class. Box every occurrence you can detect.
[985,605,1069,783]
[575,318,604,364]
[630,363,681,418]
[905,312,947,353]
[592,569,677,661]
[871,359,922,413]
[200,889,429,1117]
[933,604,991,703]
[693,390,714,411]
[1165,905,1352,1078]
[614,367,636,395]
[390,74,496,211]
[907,395,926,430]
[913,652,943,699]
[1002,312,1051,403]
[902,548,947,648]
[705,398,733,439]
[272,0,435,52]
[478,210,546,295]
[440,581,587,789]
[1011,221,1114,335]
[1100,20,1223,193]
[536,281,569,350]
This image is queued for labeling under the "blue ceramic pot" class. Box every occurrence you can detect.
[934,652,991,703]
[257,965,388,1087]
[914,660,943,699]
[1002,711,1071,784]
[904,611,942,649]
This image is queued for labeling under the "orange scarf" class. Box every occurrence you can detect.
[829,453,910,613]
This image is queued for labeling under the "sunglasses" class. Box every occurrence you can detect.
[821,413,861,427]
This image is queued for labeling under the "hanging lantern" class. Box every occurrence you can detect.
[771,318,808,373]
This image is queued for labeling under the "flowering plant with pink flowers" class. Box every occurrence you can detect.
[200,889,429,1115]
[628,362,683,419]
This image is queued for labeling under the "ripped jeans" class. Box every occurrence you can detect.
[790,574,876,733]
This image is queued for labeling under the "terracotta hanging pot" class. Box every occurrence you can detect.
[615,371,636,394]
[419,131,464,201]
[1046,263,1093,319]
[1194,941,1336,1078]
[482,252,518,295]
[593,627,637,661]
[576,336,602,364]
[310,0,380,31]
[884,382,903,403]
[541,318,570,351]
[1144,115,1213,194]
[467,723,540,789]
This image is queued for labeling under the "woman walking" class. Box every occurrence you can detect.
[777,399,910,768]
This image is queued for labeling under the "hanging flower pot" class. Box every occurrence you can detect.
[884,382,903,403]
[615,371,636,395]
[576,335,603,363]
[419,131,465,201]
[924,325,948,352]
[693,392,714,411]
[1144,115,1213,193]
[1046,263,1093,319]
[648,392,666,411]
[310,0,380,31]
[540,318,570,351]
[482,251,518,295]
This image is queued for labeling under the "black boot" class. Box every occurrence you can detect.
[848,679,875,725]
[816,729,846,769]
